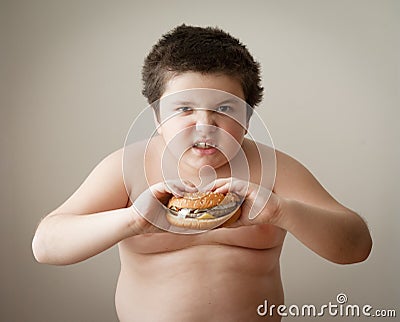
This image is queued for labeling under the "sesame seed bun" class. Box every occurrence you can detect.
[166,192,241,230]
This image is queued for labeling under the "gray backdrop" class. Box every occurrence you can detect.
[1,0,399,321]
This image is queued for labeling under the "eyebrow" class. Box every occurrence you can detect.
[170,98,242,106]
[215,99,242,105]
[170,101,195,106]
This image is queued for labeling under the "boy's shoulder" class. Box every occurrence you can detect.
[274,149,312,181]
[243,139,305,171]
[273,148,335,206]
[241,139,316,195]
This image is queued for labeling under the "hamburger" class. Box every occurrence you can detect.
[166,191,242,230]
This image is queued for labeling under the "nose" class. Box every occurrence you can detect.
[195,109,216,133]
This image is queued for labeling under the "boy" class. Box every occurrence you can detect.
[32,25,372,321]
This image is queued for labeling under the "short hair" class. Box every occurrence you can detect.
[142,24,264,109]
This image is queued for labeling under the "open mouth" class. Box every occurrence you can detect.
[193,141,217,149]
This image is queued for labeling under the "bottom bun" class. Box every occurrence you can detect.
[166,207,241,230]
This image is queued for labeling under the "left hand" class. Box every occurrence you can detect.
[208,177,282,227]
[132,179,198,233]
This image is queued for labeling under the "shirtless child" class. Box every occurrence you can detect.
[32,25,372,322]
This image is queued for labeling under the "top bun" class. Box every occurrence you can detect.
[168,191,232,209]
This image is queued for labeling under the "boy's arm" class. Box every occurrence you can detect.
[213,150,372,264]
[272,150,372,264]
[32,149,144,265]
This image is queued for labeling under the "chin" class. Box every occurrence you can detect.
[186,150,228,167]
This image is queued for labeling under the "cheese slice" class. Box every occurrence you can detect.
[196,213,215,219]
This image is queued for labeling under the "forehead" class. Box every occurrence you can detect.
[162,72,245,100]
[160,88,244,109]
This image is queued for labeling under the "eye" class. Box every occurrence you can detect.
[216,105,231,113]
[176,106,193,113]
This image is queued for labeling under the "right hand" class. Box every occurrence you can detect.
[210,177,280,227]
[129,180,197,234]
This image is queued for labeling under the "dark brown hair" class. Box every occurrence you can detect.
[142,24,263,108]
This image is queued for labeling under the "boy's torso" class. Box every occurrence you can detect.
[117,137,286,321]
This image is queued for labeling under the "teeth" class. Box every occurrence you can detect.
[194,142,215,149]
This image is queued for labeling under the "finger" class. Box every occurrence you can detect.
[181,179,197,190]
[247,188,272,220]
[165,180,198,197]
[149,182,168,198]
[221,220,242,228]
[202,178,232,192]
[165,184,184,197]
[215,180,251,198]
[214,183,231,194]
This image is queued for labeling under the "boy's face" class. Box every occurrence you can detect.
[156,72,249,172]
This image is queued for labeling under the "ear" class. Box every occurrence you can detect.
[245,105,253,133]
[153,111,162,135]
[244,117,250,134]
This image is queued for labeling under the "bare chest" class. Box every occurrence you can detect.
[120,223,285,255]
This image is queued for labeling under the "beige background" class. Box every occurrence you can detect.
[1,0,399,321]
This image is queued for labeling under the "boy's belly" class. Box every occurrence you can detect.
[116,225,285,322]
